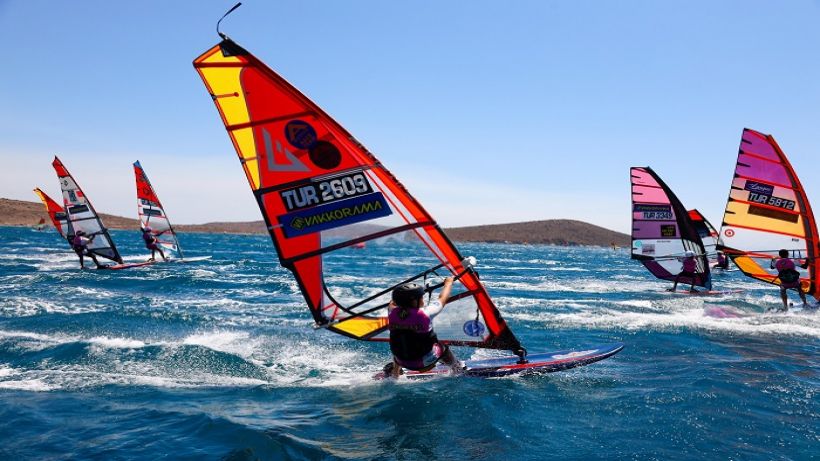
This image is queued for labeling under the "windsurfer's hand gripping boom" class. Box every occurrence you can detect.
[427,276,455,315]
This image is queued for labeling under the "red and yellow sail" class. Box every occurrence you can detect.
[193,39,522,351]
[717,129,819,298]
[33,187,68,238]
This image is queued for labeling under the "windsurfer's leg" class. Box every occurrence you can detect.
[667,274,679,292]
[440,347,464,373]
[88,252,102,268]
[798,289,808,307]
[779,287,788,311]
[390,358,402,378]
[78,253,85,269]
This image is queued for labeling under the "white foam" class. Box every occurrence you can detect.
[87,336,147,349]
[0,365,18,378]
[0,297,107,317]
[509,305,820,338]
[0,378,54,391]
[182,330,259,359]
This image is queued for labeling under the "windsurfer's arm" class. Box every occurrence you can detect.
[770,258,777,270]
[437,276,455,308]
[800,259,810,269]
[423,277,455,317]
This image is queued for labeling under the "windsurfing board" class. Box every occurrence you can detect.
[665,289,744,296]
[101,260,156,270]
[375,342,624,379]
[101,256,212,270]
[174,256,212,263]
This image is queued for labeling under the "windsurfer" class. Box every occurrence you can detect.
[713,251,729,270]
[385,277,464,378]
[770,249,810,311]
[667,250,698,293]
[141,226,168,261]
[71,230,103,269]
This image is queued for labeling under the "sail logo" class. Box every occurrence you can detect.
[744,181,774,196]
[660,224,677,237]
[747,192,795,211]
[262,128,310,172]
[279,192,392,238]
[280,172,373,212]
[284,120,318,150]
[634,204,673,221]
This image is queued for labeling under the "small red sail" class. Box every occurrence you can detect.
[33,188,68,238]
[134,161,183,258]
[193,39,522,352]
[687,209,722,257]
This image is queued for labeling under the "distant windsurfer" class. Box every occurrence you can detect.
[384,277,464,378]
[141,226,168,261]
[71,230,103,269]
[667,250,698,293]
[713,251,729,270]
[770,249,810,311]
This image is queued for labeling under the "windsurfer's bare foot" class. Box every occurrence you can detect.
[666,288,675,292]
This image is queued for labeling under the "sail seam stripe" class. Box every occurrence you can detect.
[226,111,315,131]
[283,221,434,265]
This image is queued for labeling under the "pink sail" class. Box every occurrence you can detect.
[716,128,819,297]
[630,167,712,289]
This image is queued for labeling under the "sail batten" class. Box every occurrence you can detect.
[52,156,122,263]
[194,38,522,352]
[717,128,819,298]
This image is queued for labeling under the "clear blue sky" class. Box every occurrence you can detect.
[2,1,819,233]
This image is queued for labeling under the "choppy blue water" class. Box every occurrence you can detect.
[0,226,817,460]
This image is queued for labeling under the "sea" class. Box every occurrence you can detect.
[0,226,817,460]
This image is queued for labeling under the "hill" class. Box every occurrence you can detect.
[2,198,629,246]
[445,219,630,247]
[2,198,140,229]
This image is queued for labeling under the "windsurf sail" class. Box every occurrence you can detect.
[716,128,819,298]
[193,36,523,354]
[688,209,722,257]
[33,188,68,237]
[630,167,712,289]
[52,156,123,264]
[134,161,183,258]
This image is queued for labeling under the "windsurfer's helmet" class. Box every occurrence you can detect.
[75,230,85,236]
[684,250,695,258]
[779,249,789,258]
[143,226,152,232]
[392,283,425,308]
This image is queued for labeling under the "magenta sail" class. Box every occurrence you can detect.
[630,167,712,289]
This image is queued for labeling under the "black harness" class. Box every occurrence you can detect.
[388,308,439,362]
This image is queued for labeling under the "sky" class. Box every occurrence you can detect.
[1,1,819,234]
